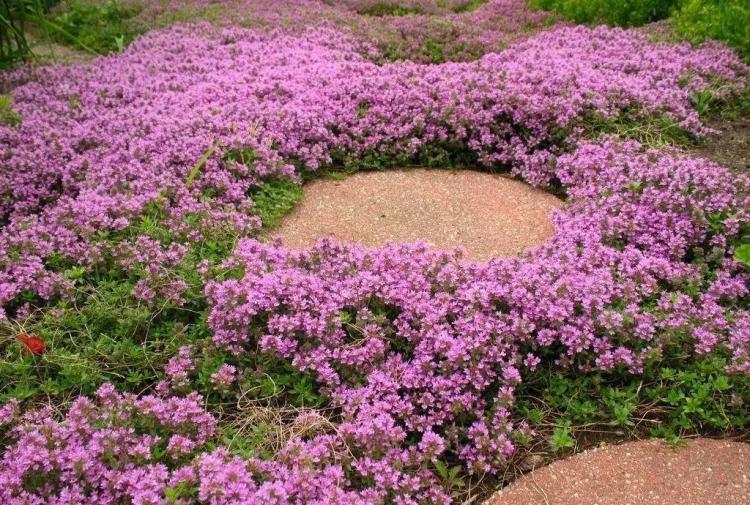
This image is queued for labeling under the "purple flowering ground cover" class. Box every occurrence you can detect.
[1,1,750,504]
[133,0,555,63]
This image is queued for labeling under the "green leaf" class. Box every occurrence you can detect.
[186,140,220,188]
[525,408,544,425]
[713,375,731,392]
[550,423,576,452]
[251,178,303,228]
[734,244,750,268]
[0,95,22,126]
[434,460,449,480]
[624,181,643,192]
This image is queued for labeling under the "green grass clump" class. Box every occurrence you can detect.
[0,279,187,401]
[584,112,695,148]
[689,85,750,122]
[518,354,750,451]
[0,201,225,402]
[674,0,750,62]
[357,3,424,16]
[1,0,33,68]
[0,0,60,68]
[0,95,22,126]
[451,0,487,13]
[529,0,677,27]
[250,179,303,229]
[49,0,142,54]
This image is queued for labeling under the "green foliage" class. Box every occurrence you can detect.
[186,140,220,188]
[329,139,477,173]
[0,0,59,68]
[584,112,695,148]
[381,36,485,64]
[529,0,677,27]
[218,424,278,460]
[677,73,750,125]
[357,3,423,16]
[0,0,31,68]
[723,215,750,268]
[1,204,208,402]
[222,149,306,232]
[372,16,490,63]
[250,178,303,229]
[434,460,466,495]
[532,0,749,63]
[650,360,748,436]
[580,82,749,150]
[517,354,750,451]
[674,0,750,62]
[0,95,22,126]
[49,0,142,54]
[550,421,576,452]
[451,0,487,14]
[358,0,486,16]
[0,0,143,66]
[734,244,750,268]
[241,356,324,407]
[164,483,197,505]
[0,277,188,401]
[692,87,750,119]
[715,87,750,120]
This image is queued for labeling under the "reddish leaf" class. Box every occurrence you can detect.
[16,333,46,355]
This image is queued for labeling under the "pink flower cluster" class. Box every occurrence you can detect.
[164,345,195,388]
[0,384,216,505]
[0,22,746,316]
[210,364,237,388]
[0,386,428,504]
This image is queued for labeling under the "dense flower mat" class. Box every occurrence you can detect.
[1,5,750,504]
[136,0,553,63]
[1,23,745,312]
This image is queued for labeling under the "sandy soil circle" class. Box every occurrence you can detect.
[486,438,750,505]
[271,168,562,261]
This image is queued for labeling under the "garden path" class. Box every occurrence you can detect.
[272,168,562,261]
[486,438,750,505]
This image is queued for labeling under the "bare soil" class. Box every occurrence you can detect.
[689,116,750,172]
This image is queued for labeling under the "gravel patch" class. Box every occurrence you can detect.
[272,168,562,261]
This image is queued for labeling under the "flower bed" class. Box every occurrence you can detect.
[203,140,750,502]
[1,23,745,314]
[1,5,749,504]
[133,0,554,63]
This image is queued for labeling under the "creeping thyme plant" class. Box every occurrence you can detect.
[1,1,749,503]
